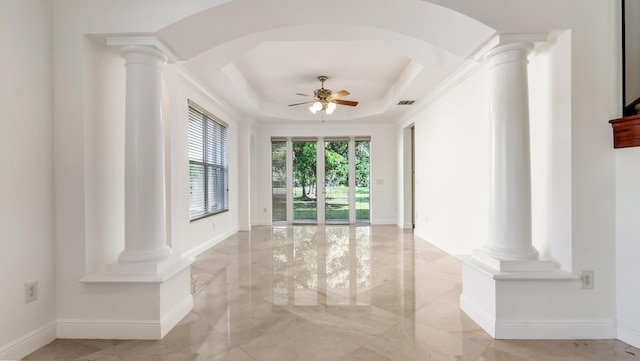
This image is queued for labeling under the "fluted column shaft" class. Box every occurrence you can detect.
[485,42,539,261]
[119,45,171,263]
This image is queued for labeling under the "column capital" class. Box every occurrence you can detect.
[106,36,177,63]
[472,33,548,61]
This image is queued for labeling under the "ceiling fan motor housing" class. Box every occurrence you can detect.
[314,88,332,100]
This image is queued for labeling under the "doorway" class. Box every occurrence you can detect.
[272,137,370,224]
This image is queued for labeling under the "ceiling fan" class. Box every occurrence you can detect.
[288,75,359,115]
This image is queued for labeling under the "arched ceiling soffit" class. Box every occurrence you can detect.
[159,0,495,60]
[157,0,497,123]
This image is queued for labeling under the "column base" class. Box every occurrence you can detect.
[479,245,541,263]
[106,253,191,278]
[472,249,555,272]
[76,254,194,339]
[117,246,173,264]
[459,255,615,339]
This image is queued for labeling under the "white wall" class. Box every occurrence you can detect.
[165,67,242,256]
[407,67,491,256]
[616,147,640,346]
[256,122,398,226]
[84,37,126,274]
[528,31,573,269]
[0,0,57,357]
[565,0,618,325]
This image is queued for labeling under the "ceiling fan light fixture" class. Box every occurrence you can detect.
[310,101,322,113]
[326,101,337,115]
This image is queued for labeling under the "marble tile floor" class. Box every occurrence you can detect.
[23,225,640,361]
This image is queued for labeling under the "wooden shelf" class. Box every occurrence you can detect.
[609,115,640,148]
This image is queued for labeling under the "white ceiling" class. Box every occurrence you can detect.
[158,0,497,124]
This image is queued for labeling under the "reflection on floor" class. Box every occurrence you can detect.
[23,225,640,360]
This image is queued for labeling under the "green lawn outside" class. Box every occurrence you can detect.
[272,186,370,222]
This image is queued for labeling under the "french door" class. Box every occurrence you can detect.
[271,137,370,224]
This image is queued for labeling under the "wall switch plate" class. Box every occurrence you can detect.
[25,281,38,303]
[581,270,594,289]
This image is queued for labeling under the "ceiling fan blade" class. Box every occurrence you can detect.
[335,99,359,107]
[330,90,350,99]
[295,93,316,99]
[288,101,314,106]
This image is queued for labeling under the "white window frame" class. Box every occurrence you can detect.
[188,100,229,221]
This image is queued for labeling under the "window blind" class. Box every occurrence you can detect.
[188,101,229,220]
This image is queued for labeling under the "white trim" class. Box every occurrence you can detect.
[176,65,243,121]
[56,295,193,340]
[370,218,397,225]
[81,254,193,283]
[160,295,194,338]
[398,58,486,127]
[461,293,617,340]
[471,32,549,62]
[460,294,496,337]
[618,320,640,349]
[253,220,273,226]
[413,231,464,257]
[57,319,160,340]
[495,320,617,340]
[0,322,56,360]
[182,227,238,259]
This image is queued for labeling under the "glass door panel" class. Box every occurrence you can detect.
[293,141,317,223]
[272,141,287,222]
[324,140,350,223]
[355,140,370,223]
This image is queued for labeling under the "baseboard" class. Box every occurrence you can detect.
[252,220,272,226]
[160,295,193,338]
[495,320,617,340]
[183,227,238,259]
[57,294,193,340]
[618,320,640,349]
[370,218,397,225]
[57,319,160,340]
[413,231,464,257]
[461,293,616,340]
[0,321,56,360]
[459,294,496,337]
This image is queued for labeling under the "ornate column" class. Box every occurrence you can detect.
[117,44,173,265]
[482,41,539,261]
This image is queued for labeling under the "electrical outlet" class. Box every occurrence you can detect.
[212,223,216,230]
[581,270,594,289]
[25,281,38,303]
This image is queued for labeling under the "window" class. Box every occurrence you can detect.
[188,100,228,220]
